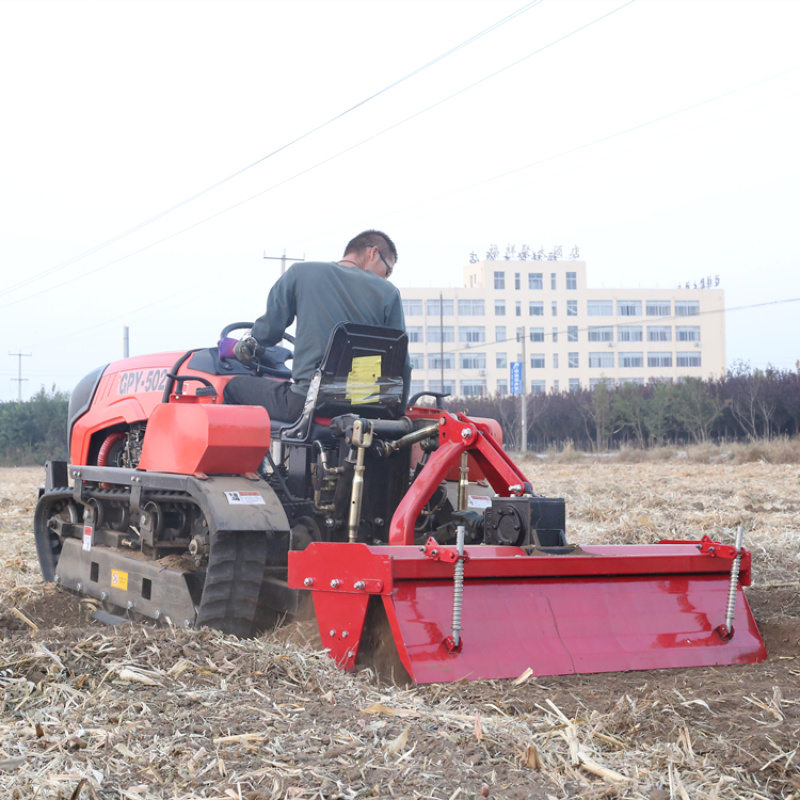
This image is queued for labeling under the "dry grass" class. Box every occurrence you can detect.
[3,464,800,799]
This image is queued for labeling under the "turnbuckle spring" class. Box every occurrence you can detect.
[724,525,745,632]
[451,525,466,648]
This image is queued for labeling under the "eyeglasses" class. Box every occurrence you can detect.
[376,248,394,278]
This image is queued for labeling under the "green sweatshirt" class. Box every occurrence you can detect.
[250,261,411,400]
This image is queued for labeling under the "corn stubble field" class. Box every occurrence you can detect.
[1,444,800,800]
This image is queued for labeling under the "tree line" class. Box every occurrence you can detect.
[448,363,800,452]
[1,365,798,466]
[0,387,69,466]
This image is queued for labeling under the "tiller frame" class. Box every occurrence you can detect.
[289,412,767,684]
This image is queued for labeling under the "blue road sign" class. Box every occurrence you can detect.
[510,361,523,395]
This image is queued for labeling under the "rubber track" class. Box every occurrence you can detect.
[195,530,269,638]
[33,489,73,582]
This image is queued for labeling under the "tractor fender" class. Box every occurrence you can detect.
[185,474,291,537]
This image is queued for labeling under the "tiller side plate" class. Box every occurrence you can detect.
[289,537,767,684]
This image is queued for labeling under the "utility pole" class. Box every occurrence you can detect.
[439,292,444,392]
[123,326,130,358]
[9,351,31,402]
[520,327,527,452]
[263,249,305,276]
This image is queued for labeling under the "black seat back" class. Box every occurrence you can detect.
[280,322,407,442]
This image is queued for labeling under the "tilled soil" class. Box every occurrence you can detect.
[1,463,799,800]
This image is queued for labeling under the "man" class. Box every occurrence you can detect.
[223,229,410,422]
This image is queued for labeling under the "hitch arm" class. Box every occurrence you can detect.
[388,413,532,546]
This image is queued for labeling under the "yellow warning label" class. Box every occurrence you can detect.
[346,355,381,405]
[111,569,129,591]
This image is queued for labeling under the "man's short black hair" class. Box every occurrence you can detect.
[343,230,398,263]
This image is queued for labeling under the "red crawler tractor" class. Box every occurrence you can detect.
[34,322,766,682]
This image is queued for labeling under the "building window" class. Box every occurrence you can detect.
[551,272,557,290]
[621,377,645,386]
[567,300,578,316]
[459,326,485,344]
[617,325,643,342]
[496,352,507,369]
[460,380,487,397]
[402,299,423,316]
[428,353,455,370]
[553,379,559,393]
[497,379,508,396]
[406,326,423,343]
[495,325,507,344]
[458,299,485,316]
[530,354,545,369]
[409,353,424,370]
[647,326,672,342]
[587,300,613,316]
[675,301,700,317]
[648,352,673,368]
[566,271,577,290]
[590,378,613,390]
[494,271,505,290]
[460,353,486,370]
[552,327,558,343]
[494,300,506,316]
[617,300,642,317]
[567,326,578,342]
[427,298,453,316]
[409,379,425,397]
[646,301,671,316]
[428,326,454,343]
[529,301,544,316]
[568,352,579,369]
[553,353,559,369]
[569,378,580,392]
[588,326,613,342]
[530,380,546,395]
[589,352,614,368]
[529,327,544,342]
[430,379,455,395]
[515,327,524,342]
[514,273,521,290]
[676,351,702,367]
[676,326,701,342]
[551,301,557,316]
[515,301,521,317]
[619,352,644,368]
[528,272,543,290]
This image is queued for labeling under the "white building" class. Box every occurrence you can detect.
[400,258,724,398]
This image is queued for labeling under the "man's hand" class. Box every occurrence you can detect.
[218,337,237,359]
[233,334,264,364]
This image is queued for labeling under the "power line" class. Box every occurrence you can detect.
[412,295,800,358]
[0,0,543,301]
[0,0,633,312]
[381,67,800,225]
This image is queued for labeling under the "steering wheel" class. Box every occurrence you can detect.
[219,321,295,345]
[218,322,294,378]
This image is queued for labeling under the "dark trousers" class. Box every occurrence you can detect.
[223,377,306,423]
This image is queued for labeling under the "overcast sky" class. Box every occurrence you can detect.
[1,0,798,402]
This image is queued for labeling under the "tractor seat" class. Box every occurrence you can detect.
[271,322,408,445]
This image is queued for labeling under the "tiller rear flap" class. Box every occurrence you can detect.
[288,412,767,683]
